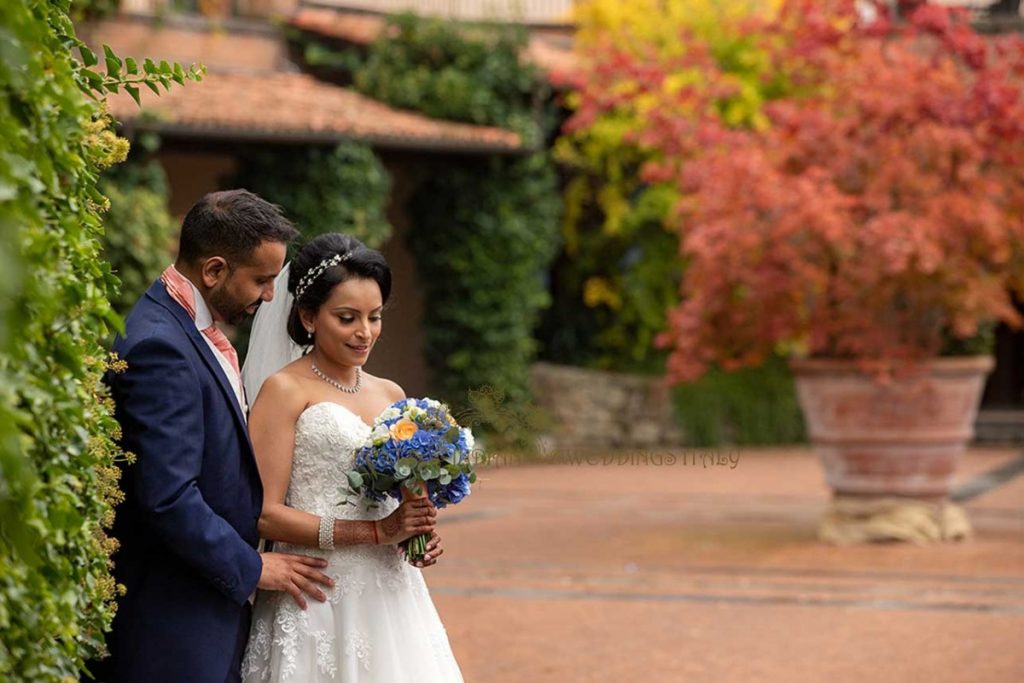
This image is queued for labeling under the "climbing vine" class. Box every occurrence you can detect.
[0,2,201,678]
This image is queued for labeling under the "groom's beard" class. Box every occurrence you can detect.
[209,286,260,326]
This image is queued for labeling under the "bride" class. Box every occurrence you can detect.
[239,233,464,682]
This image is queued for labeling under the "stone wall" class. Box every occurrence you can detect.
[528,362,685,450]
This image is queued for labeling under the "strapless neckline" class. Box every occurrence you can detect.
[298,401,374,431]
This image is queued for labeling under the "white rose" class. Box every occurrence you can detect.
[371,425,390,445]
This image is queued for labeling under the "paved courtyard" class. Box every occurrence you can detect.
[425,447,1024,682]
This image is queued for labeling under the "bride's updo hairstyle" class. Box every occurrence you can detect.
[286,233,392,346]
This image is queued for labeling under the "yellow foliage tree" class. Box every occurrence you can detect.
[548,0,783,369]
[574,0,781,54]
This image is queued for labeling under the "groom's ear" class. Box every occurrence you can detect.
[200,256,230,288]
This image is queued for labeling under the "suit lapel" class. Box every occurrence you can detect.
[145,281,252,445]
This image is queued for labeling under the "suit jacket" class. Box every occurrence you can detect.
[93,280,263,683]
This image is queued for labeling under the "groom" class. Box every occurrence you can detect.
[92,190,334,683]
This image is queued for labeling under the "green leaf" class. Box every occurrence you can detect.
[159,60,172,75]
[80,46,98,67]
[143,58,158,75]
[172,62,186,85]
[125,57,138,75]
[124,84,141,106]
[103,44,122,74]
[346,471,364,489]
[416,461,441,481]
[395,457,417,478]
[143,79,161,95]
[82,68,104,89]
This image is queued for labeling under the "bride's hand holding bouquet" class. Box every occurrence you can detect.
[342,397,477,562]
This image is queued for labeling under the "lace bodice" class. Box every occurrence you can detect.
[287,402,399,522]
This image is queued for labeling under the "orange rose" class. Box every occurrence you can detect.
[390,418,419,441]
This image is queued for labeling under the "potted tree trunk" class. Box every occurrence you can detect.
[596,1,1024,542]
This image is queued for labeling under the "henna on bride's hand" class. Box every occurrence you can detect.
[379,498,437,544]
[381,513,400,539]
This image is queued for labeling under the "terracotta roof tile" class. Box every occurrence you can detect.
[290,6,387,44]
[107,70,522,152]
[525,33,580,80]
[289,7,580,80]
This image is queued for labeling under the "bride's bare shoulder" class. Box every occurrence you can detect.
[252,367,309,414]
[361,370,406,402]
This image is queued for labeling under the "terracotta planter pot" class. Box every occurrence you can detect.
[791,356,994,543]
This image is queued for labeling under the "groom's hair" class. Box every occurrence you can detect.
[177,189,299,267]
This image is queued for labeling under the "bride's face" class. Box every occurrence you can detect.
[303,276,383,367]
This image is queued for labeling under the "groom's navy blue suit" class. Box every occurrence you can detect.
[94,280,263,683]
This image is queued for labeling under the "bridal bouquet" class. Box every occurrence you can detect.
[342,397,477,561]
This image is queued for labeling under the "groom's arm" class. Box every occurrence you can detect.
[113,335,262,606]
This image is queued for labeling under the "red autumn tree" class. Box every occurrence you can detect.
[618,0,1024,381]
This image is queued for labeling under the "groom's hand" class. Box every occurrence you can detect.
[258,553,334,610]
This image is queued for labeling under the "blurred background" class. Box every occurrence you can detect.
[74,0,1024,453]
[4,2,1022,681]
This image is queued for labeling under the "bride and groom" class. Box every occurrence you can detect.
[92,190,464,682]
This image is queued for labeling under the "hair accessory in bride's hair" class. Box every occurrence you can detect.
[296,251,352,300]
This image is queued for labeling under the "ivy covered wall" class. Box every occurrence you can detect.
[296,14,563,425]
[0,2,200,678]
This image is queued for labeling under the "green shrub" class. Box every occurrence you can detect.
[98,159,177,315]
[408,153,561,414]
[672,357,806,447]
[233,142,392,247]
[0,2,200,678]
[538,181,680,373]
[353,13,545,145]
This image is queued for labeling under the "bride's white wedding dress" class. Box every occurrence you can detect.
[240,402,464,682]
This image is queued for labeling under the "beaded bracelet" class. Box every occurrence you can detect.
[318,514,335,550]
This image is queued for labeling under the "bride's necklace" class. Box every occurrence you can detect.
[311,359,362,394]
